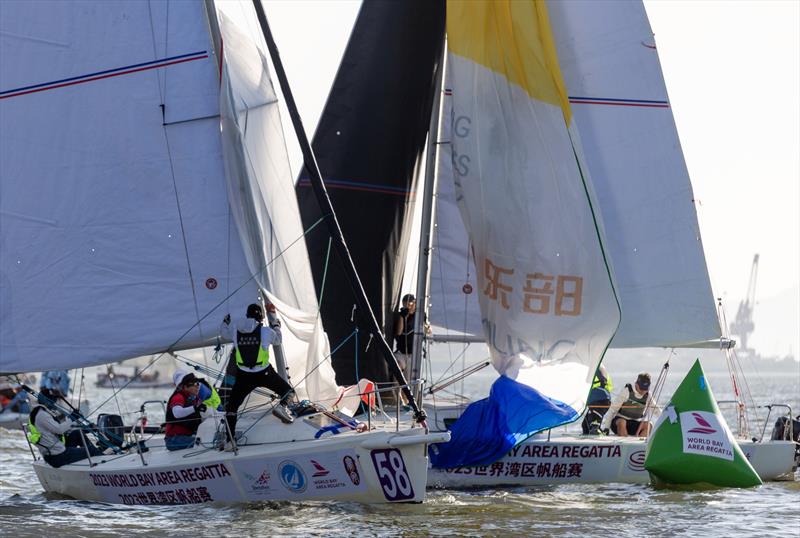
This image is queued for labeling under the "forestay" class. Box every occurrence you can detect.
[0,0,338,404]
[430,0,620,468]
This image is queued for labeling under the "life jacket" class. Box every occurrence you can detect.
[198,379,221,411]
[234,324,270,369]
[618,383,648,421]
[164,391,202,437]
[27,405,65,454]
[592,371,613,392]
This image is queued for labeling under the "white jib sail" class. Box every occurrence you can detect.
[212,2,338,405]
[444,0,620,411]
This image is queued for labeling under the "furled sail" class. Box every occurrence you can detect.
[0,0,337,404]
[430,0,620,468]
[296,0,445,385]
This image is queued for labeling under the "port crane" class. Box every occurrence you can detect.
[729,254,759,352]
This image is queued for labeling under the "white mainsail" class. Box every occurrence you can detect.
[0,0,337,403]
[547,0,721,347]
[430,0,721,349]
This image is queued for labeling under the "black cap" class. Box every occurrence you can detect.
[636,373,651,390]
[180,373,199,387]
[246,303,264,321]
[402,294,416,304]
[38,388,56,404]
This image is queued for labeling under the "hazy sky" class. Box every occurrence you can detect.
[260,0,799,359]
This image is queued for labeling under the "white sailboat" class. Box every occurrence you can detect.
[408,0,796,486]
[0,0,446,504]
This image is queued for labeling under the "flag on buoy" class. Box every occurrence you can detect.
[644,359,761,488]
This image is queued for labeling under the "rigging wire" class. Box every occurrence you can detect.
[87,213,328,416]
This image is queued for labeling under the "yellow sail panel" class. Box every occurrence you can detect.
[446,0,571,123]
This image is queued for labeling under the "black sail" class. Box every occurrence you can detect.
[296,0,445,386]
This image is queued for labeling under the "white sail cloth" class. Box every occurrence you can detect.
[214,5,338,404]
[0,0,255,372]
[443,0,620,411]
[430,0,721,350]
[0,0,339,406]
[546,0,721,347]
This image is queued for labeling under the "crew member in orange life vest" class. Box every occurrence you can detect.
[220,303,295,446]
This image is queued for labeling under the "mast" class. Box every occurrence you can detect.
[250,0,425,423]
[411,49,446,401]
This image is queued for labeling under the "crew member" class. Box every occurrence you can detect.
[220,303,295,449]
[582,365,613,434]
[165,371,206,451]
[601,373,660,437]
[393,294,430,378]
[27,389,103,467]
[592,364,614,393]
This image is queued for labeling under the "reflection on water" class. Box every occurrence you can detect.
[1,367,798,537]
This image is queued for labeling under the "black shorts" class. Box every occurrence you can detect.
[611,417,642,436]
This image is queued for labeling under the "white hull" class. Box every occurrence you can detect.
[428,433,797,488]
[33,412,448,505]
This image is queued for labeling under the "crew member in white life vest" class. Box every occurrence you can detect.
[601,372,661,437]
[28,388,103,468]
[219,303,295,448]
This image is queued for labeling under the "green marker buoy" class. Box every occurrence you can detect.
[644,359,762,488]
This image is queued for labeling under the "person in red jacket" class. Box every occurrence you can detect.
[165,372,206,451]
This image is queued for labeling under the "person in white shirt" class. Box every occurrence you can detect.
[219,303,295,448]
[601,373,660,437]
[28,389,103,467]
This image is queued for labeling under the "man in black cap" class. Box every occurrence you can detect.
[393,294,419,377]
[601,372,660,437]
[219,302,295,449]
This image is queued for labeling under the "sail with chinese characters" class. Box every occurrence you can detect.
[429,0,621,468]
[430,0,721,350]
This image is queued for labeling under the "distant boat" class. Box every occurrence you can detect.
[95,367,172,390]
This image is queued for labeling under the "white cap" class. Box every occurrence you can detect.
[172,369,189,387]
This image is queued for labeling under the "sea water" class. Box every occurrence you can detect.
[1,356,798,537]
